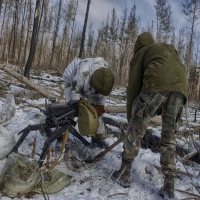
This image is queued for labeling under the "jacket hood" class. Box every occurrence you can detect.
[134,32,155,54]
[90,68,114,96]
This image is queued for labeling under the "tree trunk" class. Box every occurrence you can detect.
[11,1,19,61]
[79,0,91,58]
[66,0,78,64]
[0,1,7,38]
[0,64,59,98]
[17,1,27,65]
[0,0,2,16]
[24,0,40,79]
[50,0,62,68]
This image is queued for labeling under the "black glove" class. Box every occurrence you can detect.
[67,99,80,106]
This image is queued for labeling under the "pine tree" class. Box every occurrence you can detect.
[154,0,174,43]
[117,7,127,84]
[86,23,94,57]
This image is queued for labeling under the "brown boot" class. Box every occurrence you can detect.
[163,175,174,199]
[111,159,132,188]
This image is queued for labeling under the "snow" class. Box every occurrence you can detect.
[0,70,200,200]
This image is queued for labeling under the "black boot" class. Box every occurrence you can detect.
[163,175,174,199]
[111,159,132,188]
[91,137,109,149]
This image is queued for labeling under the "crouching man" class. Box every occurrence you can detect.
[61,57,115,149]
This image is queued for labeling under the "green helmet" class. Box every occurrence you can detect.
[90,68,114,96]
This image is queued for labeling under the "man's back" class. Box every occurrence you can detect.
[127,42,188,121]
[141,43,188,98]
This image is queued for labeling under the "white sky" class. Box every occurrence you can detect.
[76,0,190,35]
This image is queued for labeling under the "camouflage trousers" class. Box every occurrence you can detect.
[122,92,185,177]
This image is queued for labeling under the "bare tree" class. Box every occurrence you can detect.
[182,0,200,99]
[124,5,140,84]
[0,0,2,16]
[66,0,78,64]
[11,0,20,62]
[2,0,13,61]
[24,0,40,78]
[85,23,94,57]
[23,0,33,64]
[117,7,127,84]
[176,28,187,60]
[108,8,119,72]
[0,1,7,38]
[154,0,174,43]
[17,0,28,65]
[182,0,200,72]
[36,0,50,68]
[49,0,62,68]
[79,0,91,58]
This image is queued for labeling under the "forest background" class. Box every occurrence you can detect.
[0,0,199,100]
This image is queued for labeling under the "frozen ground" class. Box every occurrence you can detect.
[0,69,200,200]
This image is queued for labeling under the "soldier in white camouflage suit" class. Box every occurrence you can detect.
[61,57,114,148]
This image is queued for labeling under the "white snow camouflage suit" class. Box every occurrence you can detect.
[63,57,111,139]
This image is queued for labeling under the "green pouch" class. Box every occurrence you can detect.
[78,100,98,137]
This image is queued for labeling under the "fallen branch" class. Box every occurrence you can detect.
[175,189,200,198]
[105,105,126,113]
[180,198,200,200]
[150,116,162,126]
[108,193,128,198]
[109,93,126,101]
[107,96,122,104]
[154,164,193,177]
[30,75,64,83]
[181,150,200,161]
[0,64,60,99]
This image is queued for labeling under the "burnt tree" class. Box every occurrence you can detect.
[79,0,91,58]
[24,0,40,78]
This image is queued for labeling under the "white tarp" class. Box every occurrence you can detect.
[0,155,72,197]
[0,155,41,198]
[0,94,16,125]
[0,94,16,159]
[0,125,15,159]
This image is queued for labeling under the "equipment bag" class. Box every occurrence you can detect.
[78,100,98,137]
[0,155,41,198]
[0,155,72,197]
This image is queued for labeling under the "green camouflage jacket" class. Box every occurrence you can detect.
[127,33,188,122]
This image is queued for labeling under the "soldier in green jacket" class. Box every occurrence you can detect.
[111,32,188,199]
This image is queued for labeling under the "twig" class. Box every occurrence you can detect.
[175,189,200,198]
[175,156,193,180]
[108,193,128,197]
[154,164,193,178]
[182,150,200,161]
[32,137,36,158]
[0,98,5,102]
[36,168,49,200]
[106,166,127,193]
[30,75,64,83]
[107,165,116,180]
